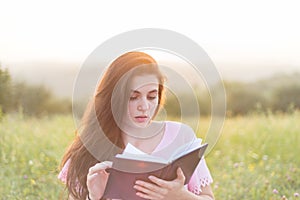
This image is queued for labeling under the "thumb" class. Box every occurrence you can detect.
[176,167,186,184]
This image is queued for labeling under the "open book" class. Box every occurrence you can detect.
[103,139,208,200]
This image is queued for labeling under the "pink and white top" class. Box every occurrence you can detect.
[58,121,213,197]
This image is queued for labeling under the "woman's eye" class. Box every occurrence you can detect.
[130,96,138,100]
[147,96,157,100]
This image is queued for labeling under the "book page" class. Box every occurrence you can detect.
[116,143,168,164]
[168,138,203,162]
[123,143,147,155]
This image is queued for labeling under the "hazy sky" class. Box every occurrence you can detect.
[0,0,299,80]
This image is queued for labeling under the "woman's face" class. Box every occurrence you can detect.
[127,74,159,128]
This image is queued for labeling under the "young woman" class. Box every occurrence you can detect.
[59,51,214,200]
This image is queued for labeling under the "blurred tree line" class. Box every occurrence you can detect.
[1,64,300,118]
[164,73,300,117]
[0,64,71,117]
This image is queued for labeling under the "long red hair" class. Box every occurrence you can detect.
[60,51,165,199]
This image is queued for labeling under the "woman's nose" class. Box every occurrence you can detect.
[137,98,149,111]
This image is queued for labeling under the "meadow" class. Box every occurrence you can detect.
[0,112,299,199]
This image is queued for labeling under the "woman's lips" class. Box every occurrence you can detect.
[134,116,148,123]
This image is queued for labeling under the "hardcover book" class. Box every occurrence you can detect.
[103,139,208,200]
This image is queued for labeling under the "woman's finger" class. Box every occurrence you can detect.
[176,167,186,184]
[87,172,99,182]
[148,175,171,188]
[134,182,164,199]
[89,161,112,174]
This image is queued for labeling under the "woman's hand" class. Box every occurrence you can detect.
[134,167,187,200]
[86,161,112,200]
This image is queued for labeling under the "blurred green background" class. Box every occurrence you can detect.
[1,66,300,199]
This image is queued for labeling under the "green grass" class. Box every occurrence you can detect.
[0,114,74,199]
[206,112,300,200]
[0,112,299,199]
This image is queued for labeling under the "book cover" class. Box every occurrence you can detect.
[103,140,208,200]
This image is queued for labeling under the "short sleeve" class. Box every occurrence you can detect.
[58,159,71,183]
[187,158,213,195]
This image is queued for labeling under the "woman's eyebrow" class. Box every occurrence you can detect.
[131,90,141,94]
[148,89,158,93]
[131,89,158,94]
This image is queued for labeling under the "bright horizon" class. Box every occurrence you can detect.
[1,0,300,81]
